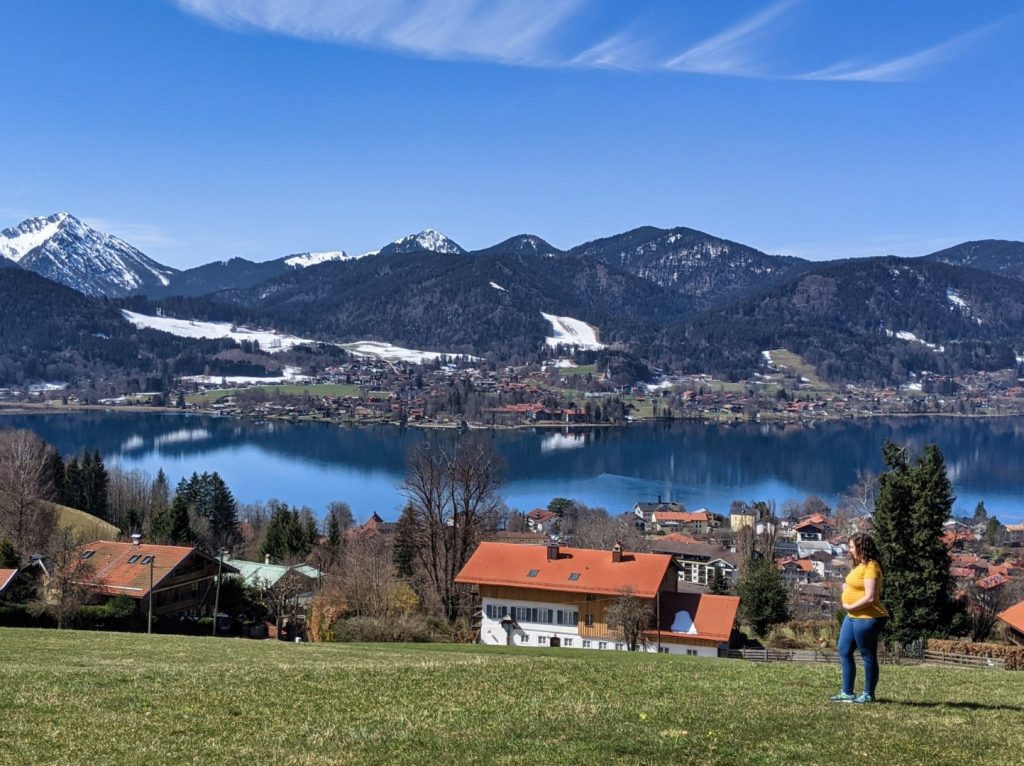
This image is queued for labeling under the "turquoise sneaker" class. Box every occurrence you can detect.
[830,692,856,702]
[853,692,875,704]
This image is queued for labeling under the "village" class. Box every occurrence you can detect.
[4,493,1022,663]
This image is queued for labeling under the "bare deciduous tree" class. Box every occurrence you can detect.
[0,429,58,559]
[32,528,94,629]
[606,586,654,651]
[966,582,1022,643]
[401,435,504,621]
[567,504,648,552]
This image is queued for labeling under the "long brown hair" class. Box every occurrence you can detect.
[849,533,881,567]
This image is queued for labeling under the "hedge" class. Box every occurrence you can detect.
[927,639,1024,670]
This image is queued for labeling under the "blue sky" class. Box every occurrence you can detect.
[2,1,1022,268]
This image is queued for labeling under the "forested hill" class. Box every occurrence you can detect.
[566,225,807,304]
[922,239,1024,282]
[657,257,1024,384]
[0,268,134,383]
[179,247,700,357]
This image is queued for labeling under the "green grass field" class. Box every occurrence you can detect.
[188,383,363,405]
[1,630,1021,766]
[53,502,120,540]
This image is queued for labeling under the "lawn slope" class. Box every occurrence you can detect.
[1,629,1021,766]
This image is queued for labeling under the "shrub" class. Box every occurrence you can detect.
[927,639,1024,671]
[330,614,433,643]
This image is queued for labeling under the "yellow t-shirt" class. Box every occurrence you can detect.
[842,561,888,619]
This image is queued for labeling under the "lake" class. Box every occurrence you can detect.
[2,411,1023,524]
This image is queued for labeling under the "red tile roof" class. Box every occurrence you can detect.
[795,514,832,530]
[77,540,206,598]
[647,592,740,643]
[455,542,673,598]
[997,599,1024,634]
[660,533,701,545]
[777,557,814,573]
[526,509,558,523]
[0,568,18,593]
[653,511,710,523]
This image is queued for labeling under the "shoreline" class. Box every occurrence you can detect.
[2,400,1023,429]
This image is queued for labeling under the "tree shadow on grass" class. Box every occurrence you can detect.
[880,700,1024,712]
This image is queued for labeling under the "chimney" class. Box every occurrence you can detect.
[265,554,271,565]
[131,533,142,546]
[611,542,623,563]
[657,495,662,504]
[546,542,559,561]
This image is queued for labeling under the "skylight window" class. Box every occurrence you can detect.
[140,555,154,565]
[568,573,581,581]
[527,569,539,577]
[127,555,141,564]
[81,550,95,559]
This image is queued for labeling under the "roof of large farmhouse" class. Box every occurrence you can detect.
[76,540,236,598]
[651,510,709,523]
[648,592,740,643]
[455,542,672,598]
[997,598,1024,634]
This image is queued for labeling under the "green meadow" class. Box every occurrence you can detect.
[1,629,1021,766]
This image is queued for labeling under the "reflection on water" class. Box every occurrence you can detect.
[1,412,1022,523]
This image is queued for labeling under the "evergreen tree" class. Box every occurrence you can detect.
[873,440,955,644]
[393,504,419,579]
[42,449,65,504]
[0,538,18,568]
[708,566,731,595]
[984,517,1006,547]
[62,457,84,511]
[206,473,239,551]
[260,503,310,562]
[88,449,109,521]
[150,469,171,520]
[736,557,789,637]
[149,488,193,545]
[972,500,988,524]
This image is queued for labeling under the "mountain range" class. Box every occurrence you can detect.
[1,211,1022,386]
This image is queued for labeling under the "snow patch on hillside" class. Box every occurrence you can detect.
[946,289,968,310]
[885,329,944,353]
[284,251,351,268]
[341,341,478,364]
[181,369,310,385]
[123,311,479,365]
[122,311,320,352]
[541,312,604,350]
[490,281,507,292]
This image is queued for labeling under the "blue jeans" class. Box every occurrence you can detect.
[838,616,887,696]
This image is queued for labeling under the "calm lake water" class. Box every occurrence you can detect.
[2,412,1023,524]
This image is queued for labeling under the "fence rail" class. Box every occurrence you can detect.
[722,647,1004,670]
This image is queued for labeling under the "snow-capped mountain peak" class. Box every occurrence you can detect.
[385,228,465,255]
[0,212,69,262]
[0,212,178,297]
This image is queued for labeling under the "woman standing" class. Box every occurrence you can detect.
[831,533,888,703]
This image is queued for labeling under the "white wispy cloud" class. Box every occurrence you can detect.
[174,1,1000,83]
[663,0,801,77]
[797,20,1004,82]
[176,0,585,66]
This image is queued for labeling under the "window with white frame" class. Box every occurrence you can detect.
[686,649,698,656]
[582,640,592,648]
[564,638,573,647]
[598,642,607,650]
[538,636,548,645]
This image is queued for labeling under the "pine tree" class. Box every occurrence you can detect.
[708,566,731,595]
[62,457,84,511]
[149,469,171,522]
[736,557,789,637]
[89,450,109,521]
[0,538,18,568]
[393,504,419,579]
[874,440,955,644]
[260,503,310,562]
[148,493,193,545]
[206,473,239,551]
[42,449,65,504]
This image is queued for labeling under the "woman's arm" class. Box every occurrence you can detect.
[844,578,877,611]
